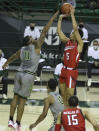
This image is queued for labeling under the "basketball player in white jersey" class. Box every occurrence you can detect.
[2,11,59,131]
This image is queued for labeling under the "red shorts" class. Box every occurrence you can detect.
[59,67,78,88]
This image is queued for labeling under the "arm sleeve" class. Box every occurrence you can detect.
[55,124,61,131]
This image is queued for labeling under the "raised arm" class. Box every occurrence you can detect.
[70,8,83,53]
[2,50,20,70]
[37,11,59,48]
[57,15,70,44]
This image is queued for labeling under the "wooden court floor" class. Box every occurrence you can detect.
[0,81,99,131]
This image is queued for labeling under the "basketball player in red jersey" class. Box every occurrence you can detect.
[57,7,83,107]
[55,95,99,131]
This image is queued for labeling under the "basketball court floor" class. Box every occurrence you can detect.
[0,71,99,131]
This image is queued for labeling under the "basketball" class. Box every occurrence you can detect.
[61,3,72,15]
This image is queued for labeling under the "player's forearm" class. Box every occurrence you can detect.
[4,51,20,66]
[3,56,16,67]
[38,11,59,47]
[57,16,62,36]
[42,11,59,34]
[34,113,47,126]
[57,15,69,43]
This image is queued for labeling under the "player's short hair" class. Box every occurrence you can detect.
[68,95,79,107]
[23,36,30,46]
[47,79,57,91]
[78,28,83,38]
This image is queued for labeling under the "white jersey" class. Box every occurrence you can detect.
[88,46,99,59]
[54,63,63,76]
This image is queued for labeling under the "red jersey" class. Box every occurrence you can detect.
[62,108,85,131]
[64,40,80,68]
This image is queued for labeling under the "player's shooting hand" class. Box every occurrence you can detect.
[29,123,36,130]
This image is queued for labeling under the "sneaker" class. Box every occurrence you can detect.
[35,76,40,81]
[2,94,8,99]
[8,120,14,128]
[87,78,92,87]
[12,122,21,131]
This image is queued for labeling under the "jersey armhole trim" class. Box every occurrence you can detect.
[80,109,85,120]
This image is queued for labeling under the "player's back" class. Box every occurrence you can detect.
[49,92,64,124]
[18,44,40,73]
[62,107,85,131]
[64,40,79,68]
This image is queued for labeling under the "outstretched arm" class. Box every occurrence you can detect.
[2,50,20,69]
[57,15,70,44]
[37,11,59,48]
[70,8,83,53]
[29,96,53,130]
[83,110,99,131]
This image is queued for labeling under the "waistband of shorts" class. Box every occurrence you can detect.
[63,66,76,70]
[24,71,36,75]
